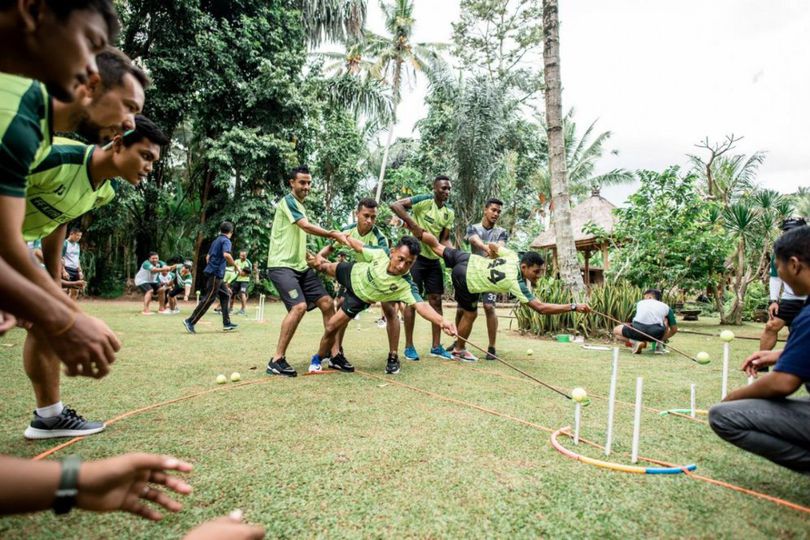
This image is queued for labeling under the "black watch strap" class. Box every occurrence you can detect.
[53,455,81,515]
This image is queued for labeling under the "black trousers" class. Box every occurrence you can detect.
[188,272,231,325]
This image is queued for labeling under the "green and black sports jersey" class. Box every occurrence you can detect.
[410,193,454,260]
[349,248,423,306]
[234,259,252,282]
[340,223,388,263]
[464,247,535,303]
[0,73,53,198]
[267,193,308,271]
[22,141,115,241]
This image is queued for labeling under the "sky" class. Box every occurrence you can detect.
[362,0,810,206]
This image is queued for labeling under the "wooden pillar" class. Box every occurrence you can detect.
[583,250,591,286]
[601,243,610,271]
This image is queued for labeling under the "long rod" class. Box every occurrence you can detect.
[631,377,643,464]
[604,347,619,456]
[574,402,581,445]
[690,383,696,418]
[456,333,572,400]
[591,309,699,363]
[722,342,730,399]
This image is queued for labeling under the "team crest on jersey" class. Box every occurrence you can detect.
[288,289,299,300]
[389,284,398,292]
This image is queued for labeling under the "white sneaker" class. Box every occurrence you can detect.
[308,356,323,373]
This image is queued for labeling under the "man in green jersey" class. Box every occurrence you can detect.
[265,166,349,378]
[21,115,168,439]
[316,197,402,370]
[62,227,84,299]
[308,236,457,375]
[390,175,455,361]
[231,250,252,315]
[419,231,591,361]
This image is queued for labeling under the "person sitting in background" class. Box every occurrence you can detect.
[157,268,175,314]
[166,261,193,312]
[134,253,175,315]
[613,289,672,354]
[709,225,810,474]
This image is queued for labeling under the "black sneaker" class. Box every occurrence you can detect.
[266,357,297,377]
[24,406,105,439]
[486,346,497,361]
[213,308,222,313]
[183,319,196,334]
[223,323,239,332]
[385,353,401,374]
[328,353,355,372]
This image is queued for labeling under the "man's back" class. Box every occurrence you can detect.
[634,299,670,325]
[205,235,231,278]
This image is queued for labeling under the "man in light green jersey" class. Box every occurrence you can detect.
[231,250,252,315]
[21,114,169,439]
[308,236,457,375]
[316,197,402,370]
[264,166,349,378]
[390,175,455,362]
[419,231,591,361]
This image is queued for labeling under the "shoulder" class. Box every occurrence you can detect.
[30,143,88,175]
[341,223,357,232]
[410,193,433,206]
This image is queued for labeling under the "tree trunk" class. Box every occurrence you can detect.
[192,167,214,291]
[542,0,586,301]
[374,59,402,202]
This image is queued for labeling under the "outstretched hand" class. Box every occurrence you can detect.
[575,304,592,313]
[741,350,780,378]
[76,453,193,521]
[486,243,500,258]
[441,320,457,337]
[184,510,265,539]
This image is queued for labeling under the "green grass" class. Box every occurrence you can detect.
[1,300,808,539]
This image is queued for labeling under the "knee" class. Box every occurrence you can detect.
[382,303,397,318]
[708,402,738,437]
[483,304,496,316]
[764,320,782,333]
[289,303,307,317]
[464,310,478,322]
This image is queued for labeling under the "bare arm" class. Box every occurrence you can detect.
[439,227,452,248]
[42,225,68,282]
[723,371,802,401]
[526,298,590,315]
[224,252,236,266]
[467,233,487,253]
[414,302,457,336]
[295,217,343,242]
[389,197,422,236]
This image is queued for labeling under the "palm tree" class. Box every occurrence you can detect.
[367,0,446,201]
[302,0,368,46]
[542,0,586,299]
[535,109,634,224]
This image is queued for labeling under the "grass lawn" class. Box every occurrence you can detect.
[1,299,808,539]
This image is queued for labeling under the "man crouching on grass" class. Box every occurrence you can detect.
[709,225,810,474]
[307,235,457,375]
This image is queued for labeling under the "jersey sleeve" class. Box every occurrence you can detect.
[0,81,46,198]
[223,237,232,253]
[284,194,305,223]
[409,194,432,220]
[372,227,390,254]
[399,275,424,305]
[362,247,387,263]
[667,308,677,326]
[464,224,477,242]
[511,274,536,304]
[497,228,509,243]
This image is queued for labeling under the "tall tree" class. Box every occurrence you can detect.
[542,0,585,299]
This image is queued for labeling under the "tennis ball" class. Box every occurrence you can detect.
[526,349,534,356]
[230,372,241,382]
[720,330,735,342]
[216,374,227,384]
[695,351,710,365]
[571,387,588,402]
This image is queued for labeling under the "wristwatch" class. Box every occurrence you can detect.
[53,455,81,515]
[570,303,577,312]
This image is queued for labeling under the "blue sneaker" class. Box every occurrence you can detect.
[430,344,454,360]
[183,319,196,334]
[404,346,420,361]
[308,354,323,373]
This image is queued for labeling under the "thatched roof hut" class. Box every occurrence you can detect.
[530,188,617,285]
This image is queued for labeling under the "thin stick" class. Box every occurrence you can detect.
[679,328,785,343]
[455,333,572,400]
[604,347,619,456]
[690,383,696,418]
[722,342,730,399]
[591,309,699,363]
[631,377,643,464]
[574,402,581,445]
[195,290,201,306]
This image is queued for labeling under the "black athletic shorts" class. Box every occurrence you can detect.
[482,292,497,306]
[138,282,160,294]
[410,254,444,296]
[168,285,185,298]
[622,321,666,342]
[335,262,369,317]
[231,281,249,296]
[267,267,329,312]
[775,299,805,327]
[65,267,80,281]
[442,248,478,312]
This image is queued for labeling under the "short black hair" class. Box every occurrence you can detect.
[781,217,807,232]
[357,198,378,211]
[485,197,504,208]
[774,225,810,265]
[148,251,158,257]
[434,175,451,185]
[69,226,82,234]
[397,236,421,257]
[289,166,311,181]
[122,115,169,147]
[97,47,149,91]
[12,0,122,42]
[520,251,544,268]
[220,221,234,234]
[643,288,663,301]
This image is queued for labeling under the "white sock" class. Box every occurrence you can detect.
[36,402,64,418]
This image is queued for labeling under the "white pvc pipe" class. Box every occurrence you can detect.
[748,375,754,385]
[631,377,643,464]
[574,402,581,445]
[690,383,696,418]
[196,290,201,306]
[721,342,730,399]
[604,347,619,456]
